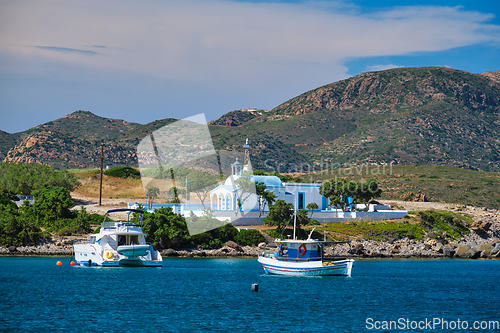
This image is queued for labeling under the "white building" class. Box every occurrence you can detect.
[209,140,326,213]
[207,139,408,224]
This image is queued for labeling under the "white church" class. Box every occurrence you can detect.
[209,149,326,213]
[131,139,408,224]
[207,139,407,224]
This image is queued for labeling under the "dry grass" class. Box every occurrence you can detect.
[72,170,145,199]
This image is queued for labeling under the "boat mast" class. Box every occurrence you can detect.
[293,196,297,240]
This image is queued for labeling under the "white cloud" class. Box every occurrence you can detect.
[0,0,499,130]
[1,0,498,82]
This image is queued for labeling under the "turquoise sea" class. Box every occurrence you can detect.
[0,257,499,332]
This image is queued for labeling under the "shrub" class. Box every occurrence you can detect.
[234,229,265,246]
[418,210,471,240]
[307,219,321,226]
[0,162,80,194]
[104,166,140,179]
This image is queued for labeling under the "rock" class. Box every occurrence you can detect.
[226,241,243,252]
[436,244,444,253]
[163,248,178,257]
[465,248,480,259]
[8,246,17,252]
[473,243,493,255]
[426,239,437,246]
[417,193,428,202]
[457,247,481,259]
[424,244,432,250]
[436,239,448,245]
[471,226,488,236]
[350,243,365,256]
[443,247,456,257]
[490,243,500,256]
[480,222,492,231]
[391,244,401,254]
[455,245,470,256]
[258,242,266,249]
[480,251,490,259]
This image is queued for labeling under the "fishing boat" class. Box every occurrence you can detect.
[258,229,354,276]
[73,208,162,267]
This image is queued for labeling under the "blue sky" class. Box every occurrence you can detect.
[0,0,499,133]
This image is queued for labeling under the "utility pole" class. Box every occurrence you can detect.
[99,139,104,206]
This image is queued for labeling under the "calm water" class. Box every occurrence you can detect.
[0,257,499,332]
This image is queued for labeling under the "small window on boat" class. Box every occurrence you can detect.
[130,235,138,245]
[118,236,126,246]
[89,236,96,244]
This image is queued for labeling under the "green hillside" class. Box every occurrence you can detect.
[2,67,499,173]
[210,67,500,172]
[303,164,500,210]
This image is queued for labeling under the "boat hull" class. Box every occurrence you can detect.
[102,259,163,267]
[74,244,162,267]
[117,244,150,257]
[258,257,354,276]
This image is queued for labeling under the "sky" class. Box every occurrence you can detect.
[0,0,499,134]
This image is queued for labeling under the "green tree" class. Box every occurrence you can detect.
[187,171,219,209]
[0,203,44,246]
[358,178,382,204]
[256,181,277,217]
[167,186,181,203]
[329,195,344,217]
[234,177,255,215]
[306,202,318,218]
[263,200,294,234]
[147,187,160,198]
[0,189,19,209]
[32,186,74,228]
[319,178,348,213]
[140,207,192,249]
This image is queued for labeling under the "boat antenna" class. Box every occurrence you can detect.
[307,227,315,241]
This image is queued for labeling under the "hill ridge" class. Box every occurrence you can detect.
[2,66,500,171]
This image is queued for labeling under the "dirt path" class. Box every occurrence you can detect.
[71,192,137,220]
[380,199,500,224]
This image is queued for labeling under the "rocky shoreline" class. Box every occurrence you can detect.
[2,204,499,260]
[2,237,499,260]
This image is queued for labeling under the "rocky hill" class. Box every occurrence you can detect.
[208,109,265,126]
[1,67,499,171]
[210,67,500,172]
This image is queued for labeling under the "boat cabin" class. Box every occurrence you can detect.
[281,240,324,261]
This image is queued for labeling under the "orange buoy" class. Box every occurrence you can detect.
[70,261,75,266]
[56,261,62,265]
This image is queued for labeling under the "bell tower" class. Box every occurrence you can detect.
[243,138,252,173]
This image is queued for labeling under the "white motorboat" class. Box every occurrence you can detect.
[258,229,353,276]
[73,208,162,267]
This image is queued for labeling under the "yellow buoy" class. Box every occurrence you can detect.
[56,261,62,265]
[106,252,113,259]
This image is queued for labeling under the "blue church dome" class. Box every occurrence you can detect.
[252,175,284,187]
